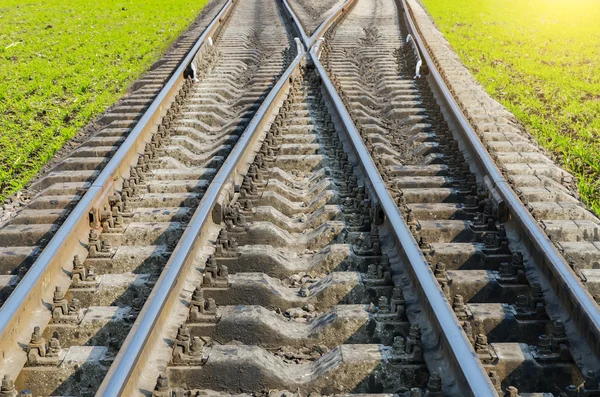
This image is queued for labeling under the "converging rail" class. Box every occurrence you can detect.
[1,0,600,395]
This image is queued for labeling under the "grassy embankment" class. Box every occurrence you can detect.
[0,0,209,201]
[421,0,600,215]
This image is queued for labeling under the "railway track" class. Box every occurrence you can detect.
[0,0,599,395]
[316,0,600,394]
[286,0,345,36]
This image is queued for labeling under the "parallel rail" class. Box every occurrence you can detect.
[2,0,599,395]
[96,1,362,392]
[97,37,306,396]
[309,41,498,397]
[0,0,235,379]
[100,1,497,395]
[400,0,600,359]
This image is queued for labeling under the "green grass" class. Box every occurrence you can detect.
[0,0,209,201]
[420,0,600,216]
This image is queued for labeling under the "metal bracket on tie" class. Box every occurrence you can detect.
[405,34,422,79]
[190,62,198,81]
[189,37,213,82]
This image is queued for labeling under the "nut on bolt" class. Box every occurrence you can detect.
[0,374,17,397]
[564,385,578,397]
[433,262,447,281]
[488,370,502,393]
[425,372,442,397]
[172,324,191,364]
[152,373,170,397]
[505,386,519,397]
[189,287,218,323]
[452,294,469,320]
[581,370,600,394]
[27,326,46,365]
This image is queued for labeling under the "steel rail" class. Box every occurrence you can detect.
[286,0,498,393]
[96,38,306,396]
[280,0,309,47]
[282,0,357,49]
[310,40,499,397]
[405,34,423,78]
[400,0,600,358]
[0,0,235,378]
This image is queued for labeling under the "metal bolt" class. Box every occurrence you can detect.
[206,298,217,313]
[427,372,442,392]
[516,294,528,309]
[53,286,65,302]
[155,374,169,392]
[101,240,112,253]
[475,334,488,354]
[392,336,406,355]
[367,264,378,279]
[584,370,599,389]
[219,265,229,279]
[1,374,16,394]
[498,262,512,278]
[505,386,519,397]
[453,294,467,318]
[537,334,551,355]
[488,370,502,391]
[31,327,43,344]
[192,287,203,303]
[564,385,578,397]
[434,262,447,279]
[552,320,567,342]
[378,296,390,313]
[69,298,81,313]
[176,324,190,342]
[410,388,423,397]
[47,336,61,357]
[409,323,421,339]
[190,337,204,356]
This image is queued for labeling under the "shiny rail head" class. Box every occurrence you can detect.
[281,0,310,47]
[399,0,600,361]
[96,39,306,397]
[281,0,358,50]
[308,36,498,397]
[0,0,237,387]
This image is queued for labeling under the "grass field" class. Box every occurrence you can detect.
[0,0,209,202]
[421,0,600,216]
